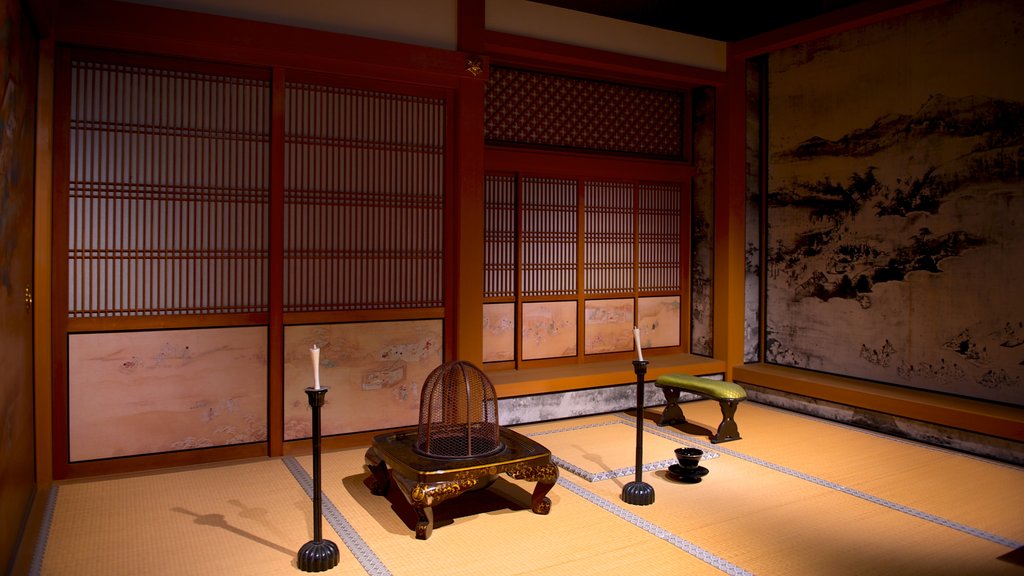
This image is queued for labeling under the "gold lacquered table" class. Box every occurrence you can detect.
[365,427,559,539]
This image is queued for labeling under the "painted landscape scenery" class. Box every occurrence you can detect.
[765,0,1024,405]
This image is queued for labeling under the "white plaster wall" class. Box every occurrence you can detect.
[122,0,461,49]
[486,0,725,71]
[121,0,726,70]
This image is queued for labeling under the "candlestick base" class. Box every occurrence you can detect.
[621,480,655,505]
[297,539,340,572]
[297,385,338,572]
[623,359,654,506]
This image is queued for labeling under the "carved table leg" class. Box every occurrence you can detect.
[657,387,686,426]
[364,447,391,496]
[711,399,742,443]
[404,478,477,540]
[414,505,434,540]
[505,461,559,515]
[531,481,555,514]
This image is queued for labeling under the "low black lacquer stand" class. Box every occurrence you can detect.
[297,387,340,572]
[621,360,655,505]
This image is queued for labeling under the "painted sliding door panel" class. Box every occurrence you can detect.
[584,298,634,354]
[690,87,715,356]
[764,0,1024,405]
[482,302,515,362]
[744,58,765,363]
[283,320,443,439]
[68,327,268,461]
[638,296,681,348]
[522,301,577,360]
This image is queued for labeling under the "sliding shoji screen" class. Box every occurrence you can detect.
[283,80,446,312]
[58,52,272,471]
[482,173,688,363]
[521,176,578,297]
[584,180,634,295]
[638,182,683,293]
[66,56,271,319]
[483,173,517,299]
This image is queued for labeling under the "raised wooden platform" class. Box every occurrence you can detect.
[732,363,1024,443]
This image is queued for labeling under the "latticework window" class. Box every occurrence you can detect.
[283,82,446,312]
[485,66,685,159]
[584,180,634,295]
[66,58,271,318]
[638,182,683,292]
[483,172,686,362]
[483,173,517,299]
[521,177,578,297]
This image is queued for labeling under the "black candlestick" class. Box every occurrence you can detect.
[621,360,655,505]
[297,387,340,572]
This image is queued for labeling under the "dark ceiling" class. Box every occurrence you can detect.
[528,0,880,42]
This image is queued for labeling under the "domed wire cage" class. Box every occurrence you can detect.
[414,361,505,460]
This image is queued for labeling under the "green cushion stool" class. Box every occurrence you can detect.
[654,374,747,443]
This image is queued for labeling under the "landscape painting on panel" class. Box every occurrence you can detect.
[765,0,1024,405]
[482,302,515,362]
[584,299,633,355]
[638,296,681,349]
[284,319,443,439]
[68,327,269,461]
[522,301,577,360]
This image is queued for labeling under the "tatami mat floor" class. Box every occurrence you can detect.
[30,401,1024,575]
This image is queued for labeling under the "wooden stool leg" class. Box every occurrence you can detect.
[364,447,391,495]
[658,387,687,426]
[711,399,742,443]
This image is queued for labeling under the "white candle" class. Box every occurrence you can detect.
[310,344,321,389]
[633,326,644,362]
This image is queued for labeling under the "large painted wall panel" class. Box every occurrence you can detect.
[0,0,37,567]
[68,327,268,461]
[283,320,443,439]
[765,0,1024,405]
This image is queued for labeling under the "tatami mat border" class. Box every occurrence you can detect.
[283,456,391,576]
[550,455,679,482]
[614,412,1024,549]
[283,446,750,576]
[27,409,1022,575]
[28,485,59,576]
[525,419,719,482]
[556,476,754,576]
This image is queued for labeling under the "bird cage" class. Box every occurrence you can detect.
[414,361,504,459]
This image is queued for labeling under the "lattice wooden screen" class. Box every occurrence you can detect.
[638,182,684,292]
[521,176,578,297]
[483,171,686,360]
[283,82,446,311]
[66,59,271,318]
[584,180,634,295]
[485,66,685,158]
[483,173,517,299]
